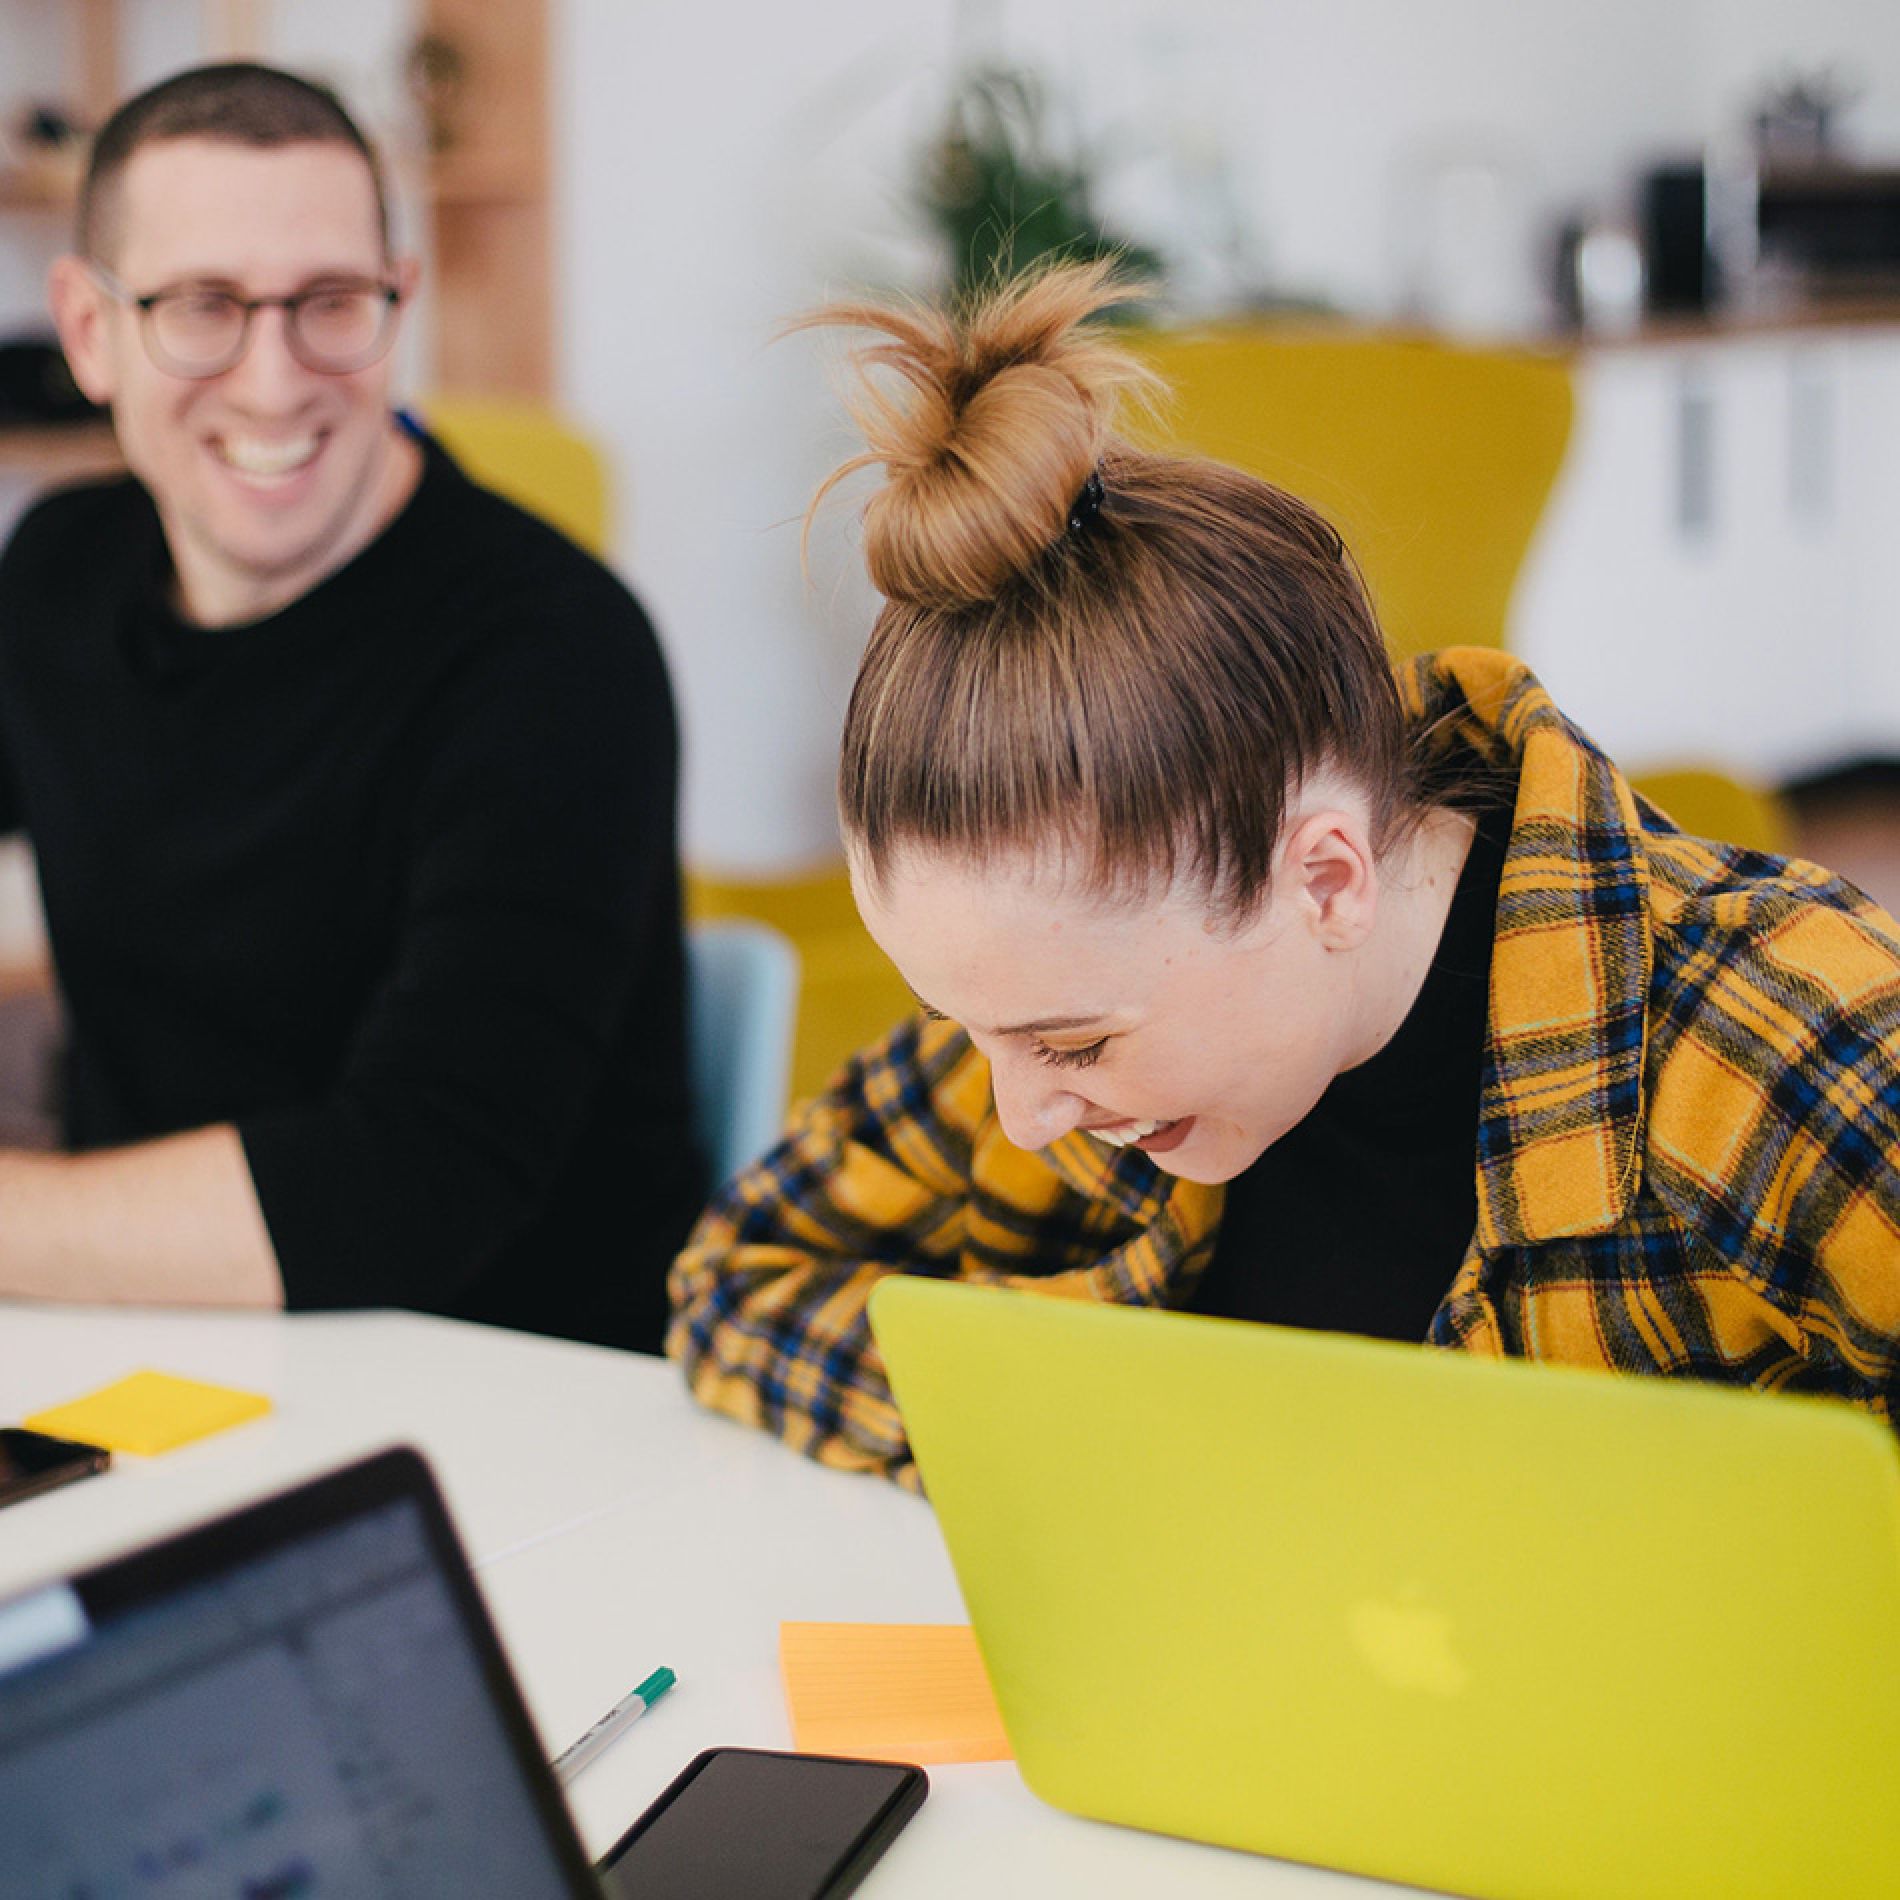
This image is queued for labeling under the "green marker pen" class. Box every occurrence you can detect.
[552,1666,677,1785]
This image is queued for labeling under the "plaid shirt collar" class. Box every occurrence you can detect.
[1036,647,1654,1253]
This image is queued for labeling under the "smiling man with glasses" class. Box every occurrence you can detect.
[0,64,700,1350]
[52,70,420,628]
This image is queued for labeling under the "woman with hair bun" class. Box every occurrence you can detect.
[668,262,1900,1490]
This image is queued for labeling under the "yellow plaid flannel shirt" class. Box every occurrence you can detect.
[669,649,1900,1488]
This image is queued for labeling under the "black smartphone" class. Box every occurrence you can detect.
[595,1747,927,1900]
[0,1427,110,1509]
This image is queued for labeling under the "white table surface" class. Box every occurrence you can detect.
[0,1302,1390,1898]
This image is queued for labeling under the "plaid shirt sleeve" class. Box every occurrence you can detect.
[672,1018,1132,1489]
[1642,856,1900,1423]
[666,1012,1217,1488]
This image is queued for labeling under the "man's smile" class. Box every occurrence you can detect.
[210,430,325,487]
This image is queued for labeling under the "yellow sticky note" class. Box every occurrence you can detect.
[25,1369,272,1456]
[780,1621,1012,1764]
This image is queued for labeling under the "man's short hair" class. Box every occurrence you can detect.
[79,62,389,262]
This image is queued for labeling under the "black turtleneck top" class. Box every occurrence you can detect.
[1188,803,1509,1341]
[0,432,700,1351]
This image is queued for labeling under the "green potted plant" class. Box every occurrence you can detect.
[919,64,1164,300]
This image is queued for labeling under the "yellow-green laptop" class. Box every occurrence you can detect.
[868,1278,1900,1900]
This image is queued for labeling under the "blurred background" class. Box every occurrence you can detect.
[1,0,1897,1093]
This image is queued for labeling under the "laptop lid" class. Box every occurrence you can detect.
[0,1446,601,1898]
[869,1277,1900,1900]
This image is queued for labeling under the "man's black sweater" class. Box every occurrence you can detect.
[0,434,700,1351]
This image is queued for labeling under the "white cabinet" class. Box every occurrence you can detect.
[1512,325,1900,784]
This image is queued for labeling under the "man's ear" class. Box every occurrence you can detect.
[47,255,116,406]
[1279,808,1377,951]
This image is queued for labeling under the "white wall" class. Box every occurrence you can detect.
[1689,0,1900,155]
[999,0,1698,320]
[556,0,972,871]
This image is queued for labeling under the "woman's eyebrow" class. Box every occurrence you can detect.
[909,990,1108,1039]
[992,1012,1107,1037]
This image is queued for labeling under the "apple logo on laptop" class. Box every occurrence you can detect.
[1348,1588,1468,1697]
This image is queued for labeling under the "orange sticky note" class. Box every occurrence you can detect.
[25,1369,272,1456]
[780,1621,1012,1764]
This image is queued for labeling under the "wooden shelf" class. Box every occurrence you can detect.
[0,0,551,404]
[425,151,546,208]
[0,423,122,486]
[0,170,81,213]
[423,0,551,398]
[1579,296,1900,351]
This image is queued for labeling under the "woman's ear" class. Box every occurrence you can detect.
[1279,806,1377,951]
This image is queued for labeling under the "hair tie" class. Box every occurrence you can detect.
[1067,467,1106,537]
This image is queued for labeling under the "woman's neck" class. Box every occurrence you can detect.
[1342,805,1479,1071]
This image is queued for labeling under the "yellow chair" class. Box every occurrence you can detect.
[420,396,612,558]
[1130,328,1796,857]
[1628,767,1793,857]
[1126,325,1575,658]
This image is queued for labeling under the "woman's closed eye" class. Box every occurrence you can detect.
[915,1000,1107,1070]
[1033,1038,1106,1070]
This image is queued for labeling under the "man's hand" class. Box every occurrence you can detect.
[0,1124,284,1306]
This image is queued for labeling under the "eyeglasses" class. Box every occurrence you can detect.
[86,262,403,378]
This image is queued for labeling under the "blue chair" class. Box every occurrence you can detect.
[688,919,800,1191]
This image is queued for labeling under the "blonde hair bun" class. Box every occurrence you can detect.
[806,260,1156,608]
